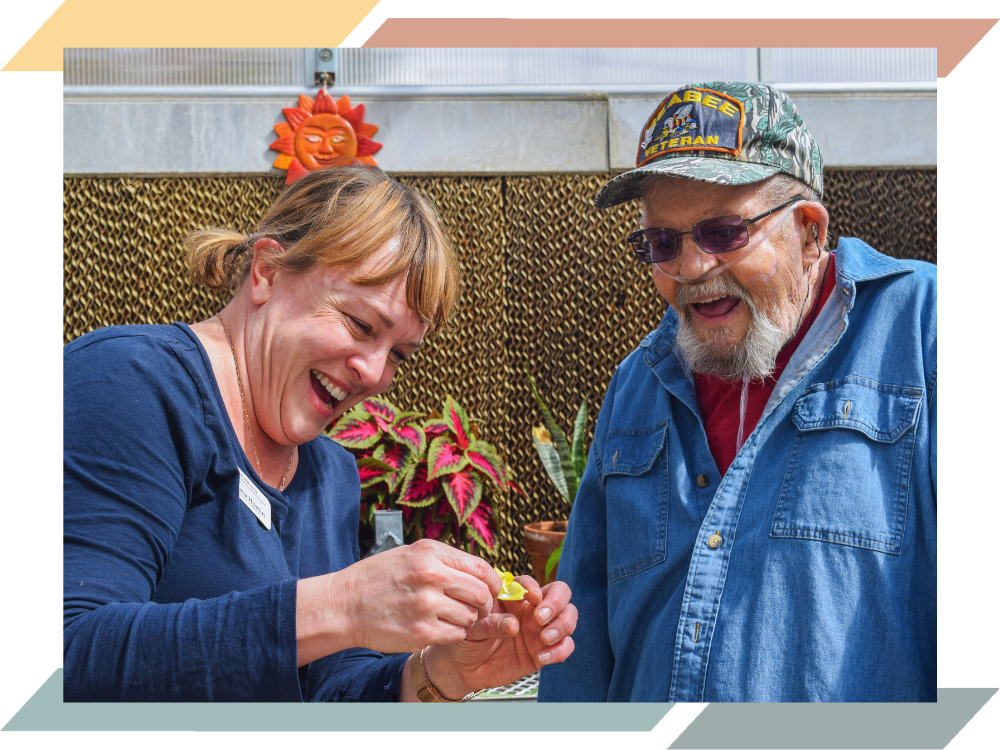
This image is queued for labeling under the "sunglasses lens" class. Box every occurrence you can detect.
[629,229,677,263]
[693,217,749,254]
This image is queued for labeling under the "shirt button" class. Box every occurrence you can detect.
[696,474,710,488]
[708,533,724,549]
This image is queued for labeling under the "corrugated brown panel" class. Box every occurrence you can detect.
[500,176,654,567]
[63,168,937,571]
[64,176,283,341]
[381,177,514,562]
[825,169,936,264]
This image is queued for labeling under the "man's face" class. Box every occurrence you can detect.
[642,177,818,381]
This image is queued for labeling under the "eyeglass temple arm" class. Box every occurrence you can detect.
[745,195,806,225]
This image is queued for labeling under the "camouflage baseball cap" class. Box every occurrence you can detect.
[594,82,823,209]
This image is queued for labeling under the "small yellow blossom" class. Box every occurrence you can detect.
[532,426,552,444]
[494,566,527,601]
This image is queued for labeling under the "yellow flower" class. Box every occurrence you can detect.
[493,566,527,601]
[532,426,552,444]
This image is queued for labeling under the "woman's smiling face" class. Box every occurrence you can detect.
[245,239,427,447]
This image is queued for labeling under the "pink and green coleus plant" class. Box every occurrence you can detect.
[329,395,521,556]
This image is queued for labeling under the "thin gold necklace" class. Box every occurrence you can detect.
[217,314,296,492]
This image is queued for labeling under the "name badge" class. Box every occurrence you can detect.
[238,468,272,530]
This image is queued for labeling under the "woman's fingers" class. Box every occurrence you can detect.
[464,612,519,641]
[537,635,575,667]
[536,603,578,646]
[512,574,544,606]
[532,580,572,627]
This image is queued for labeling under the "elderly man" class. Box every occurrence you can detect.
[538,82,935,702]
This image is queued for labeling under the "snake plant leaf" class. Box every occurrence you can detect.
[526,370,575,497]
[544,539,563,584]
[569,398,588,503]
[532,428,569,501]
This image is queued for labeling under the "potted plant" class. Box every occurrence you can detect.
[329,395,519,556]
[524,370,589,584]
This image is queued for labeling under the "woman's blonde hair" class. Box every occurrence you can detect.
[185,166,460,334]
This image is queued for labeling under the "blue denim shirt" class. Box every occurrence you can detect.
[539,239,936,702]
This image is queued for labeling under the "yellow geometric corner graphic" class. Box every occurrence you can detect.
[3,0,381,72]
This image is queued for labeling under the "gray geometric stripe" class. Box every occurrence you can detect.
[670,688,998,749]
[2,670,993,740]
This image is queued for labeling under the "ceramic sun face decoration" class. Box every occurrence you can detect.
[270,90,382,184]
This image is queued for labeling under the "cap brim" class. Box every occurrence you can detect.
[594,157,782,209]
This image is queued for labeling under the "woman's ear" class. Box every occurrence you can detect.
[249,238,281,305]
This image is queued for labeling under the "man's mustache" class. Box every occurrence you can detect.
[674,274,752,310]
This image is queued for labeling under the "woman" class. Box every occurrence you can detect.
[63,165,576,701]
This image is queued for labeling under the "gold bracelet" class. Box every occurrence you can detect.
[410,647,487,703]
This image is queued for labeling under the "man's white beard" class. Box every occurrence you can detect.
[674,274,795,382]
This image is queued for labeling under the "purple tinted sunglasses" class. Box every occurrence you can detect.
[627,195,806,263]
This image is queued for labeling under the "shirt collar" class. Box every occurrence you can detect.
[833,237,914,283]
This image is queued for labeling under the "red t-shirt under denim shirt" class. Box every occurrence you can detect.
[694,254,837,475]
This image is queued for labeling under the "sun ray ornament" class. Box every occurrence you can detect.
[269,90,383,184]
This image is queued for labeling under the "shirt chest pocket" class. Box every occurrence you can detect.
[771,377,923,555]
[601,419,669,582]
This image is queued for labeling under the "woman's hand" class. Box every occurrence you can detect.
[296,539,501,665]
[415,575,577,700]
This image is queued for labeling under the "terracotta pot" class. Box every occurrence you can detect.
[523,520,568,585]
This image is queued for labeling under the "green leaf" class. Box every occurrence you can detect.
[569,398,588,505]
[544,539,563,584]
[359,397,399,425]
[396,463,442,508]
[526,369,576,501]
[441,395,472,450]
[388,453,418,493]
[426,435,468,480]
[443,470,482,524]
[328,415,381,450]
[396,411,426,424]
[532,433,568,500]
[465,440,506,489]
[356,457,393,489]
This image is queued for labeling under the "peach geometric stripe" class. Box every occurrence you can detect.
[2,0,380,72]
[365,18,998,78]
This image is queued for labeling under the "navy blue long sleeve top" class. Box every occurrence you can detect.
[63,323,409,701]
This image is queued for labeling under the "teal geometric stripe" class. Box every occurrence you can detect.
[1,670,670,732]
[4,671,994,741]
[670,688,998,749]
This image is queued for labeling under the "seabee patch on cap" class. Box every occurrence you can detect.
[637,87,745,167]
